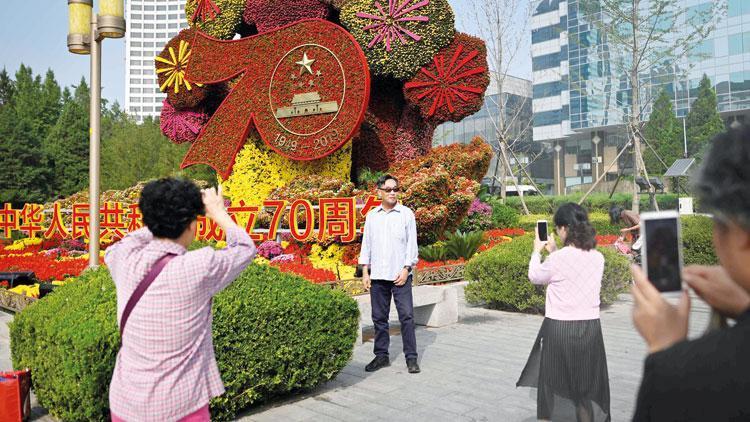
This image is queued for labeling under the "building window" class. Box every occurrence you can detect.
[144,33,154,38]
[144,42,154,47]
[131,32,142,38]
[532,52,561,71]
[532,25,563,44]
[180,22,189,29]
[130,60,140,66]
[131,41,142,47]
[144,5,154,11]
[130,107,140,113]
[131,69,142,75]
[157,14,167,20]
[169,4,179,10]
[131,23,142,29]
[131,14,142,20]
[157,23,166,29]
[690,39,714,60]
[143,106,154,112]
[533,80,565,98]
[156,5,166,11]
[534,0,560,16]
[169,14,178,19]
[131,97,141,103]
[144,23,154,29]
[130,50,141,56]
[169,23,178,29]
[130,87,141,93]
[130,78,140,84]
[131,5,142,11]
[729,0,749,17]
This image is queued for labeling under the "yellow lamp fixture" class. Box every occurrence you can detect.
[98,0,126,38]
[67,0,92,54]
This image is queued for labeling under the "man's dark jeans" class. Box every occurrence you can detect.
[370,275,417,359]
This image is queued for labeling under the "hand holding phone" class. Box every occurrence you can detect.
[536,220,548,242]
[640,211,684,296]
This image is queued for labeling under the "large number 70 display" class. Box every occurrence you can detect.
[182,19,371,178]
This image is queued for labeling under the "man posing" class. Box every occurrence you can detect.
[359,174,420,374]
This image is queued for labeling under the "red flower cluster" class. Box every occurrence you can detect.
[596,235,618,246]
[404,32,490,124]
[416,258,465,269]
[243,0,329,33]
[270,261,336,284]
[485,228,525,238]
[0,253,93,282]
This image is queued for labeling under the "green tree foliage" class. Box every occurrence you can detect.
[0,65,56,205]
[45,80,90,197]
[101,117,215,191]
[643,89,683,175]
[0,67,14,107]
[686,74,725,159]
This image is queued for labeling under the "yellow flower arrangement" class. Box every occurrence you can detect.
[219,137,353,208]
[253,256,270,266]
[9,284,40,298]
[4,237,42,251]
[308,244,357,280]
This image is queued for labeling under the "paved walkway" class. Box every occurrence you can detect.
[1,291,711,421]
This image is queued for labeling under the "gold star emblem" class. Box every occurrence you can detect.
[296,52,315,75]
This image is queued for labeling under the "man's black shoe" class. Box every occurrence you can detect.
[365,356,390,372]
[406,358,420,374]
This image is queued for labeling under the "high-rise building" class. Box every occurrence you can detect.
[433,74,550,187]
[125,0,189,122]
[531,0,750,194]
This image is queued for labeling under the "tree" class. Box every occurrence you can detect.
[686,74,725,159]
[0,65,56,205]
[643,89,683,175]
[463,0,540,212]
[578,0,722,212]
[45,80,90,197]
[101,117,215,191]
[0,68,14,107]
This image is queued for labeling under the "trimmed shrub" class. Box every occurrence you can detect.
[486,198,521,229]
[10,265,359,421]
[682,215,718,265]
[518,212,620,235]
[464,235,630,313]
[505,193,680,214]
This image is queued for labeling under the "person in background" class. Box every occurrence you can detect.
[359,174,420,374]
[631,126,750,421]
[610,206,641,249]
[106,178,256,422]
[518,203,611,422]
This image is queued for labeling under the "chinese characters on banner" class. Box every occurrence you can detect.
[0,196,383,243]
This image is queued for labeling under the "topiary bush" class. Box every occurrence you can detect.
[464,235,630,313]
[505,193,679,215]
[10,265,359,421]
[682,215,718,265]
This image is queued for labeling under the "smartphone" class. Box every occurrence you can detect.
[536,220,548,242]
[640,211,683,295]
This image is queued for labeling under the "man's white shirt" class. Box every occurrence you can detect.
[358,203,419,281]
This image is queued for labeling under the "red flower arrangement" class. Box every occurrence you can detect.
[181,19,370,178]
[404,32,490,123]
[243,0,330,33]
[416,258,464,269]
[0,253,93,282]
[352,78,406,172]
[485,228,525,238]
[270,261,337,284]
[596,235,618,246]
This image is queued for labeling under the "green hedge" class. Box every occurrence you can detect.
[464,235,630,313]
[10,265,359,421]
[682,215,718,265]
[517,212,621,235]
[485,198,521,229]
[505,193,680,214]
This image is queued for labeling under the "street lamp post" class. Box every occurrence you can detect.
[591,133,601,185]
[67,0,125,268]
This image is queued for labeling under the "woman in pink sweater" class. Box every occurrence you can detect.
[517,203,610,422]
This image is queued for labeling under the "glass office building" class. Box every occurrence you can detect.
[433,74,552,186]
[532,0,750,194]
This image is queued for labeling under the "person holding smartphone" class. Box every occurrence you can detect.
[517,203,611,422]
[631,126,750,420]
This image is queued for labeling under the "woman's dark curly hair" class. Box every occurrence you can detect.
[139,178,205,239]
[693,125,750,231]
[554,202,597,251]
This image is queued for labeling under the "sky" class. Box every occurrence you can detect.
[0,0,531,106]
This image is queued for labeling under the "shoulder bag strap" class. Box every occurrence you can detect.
[119,253,177,337]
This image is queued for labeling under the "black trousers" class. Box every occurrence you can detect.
[370,276,417,359]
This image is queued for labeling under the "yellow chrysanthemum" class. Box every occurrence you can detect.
[156,40,203,94]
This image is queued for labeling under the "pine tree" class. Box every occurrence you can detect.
[686,74,725,159]
[45,81,90,197]
[643,89,683,175]
[0,65,54,205]
[0,68,14,107]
